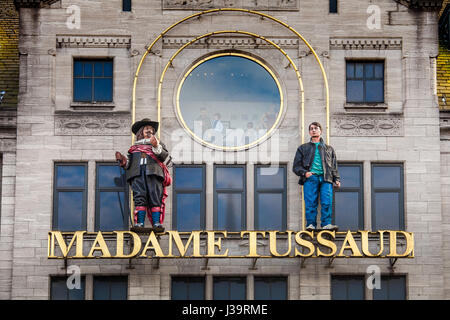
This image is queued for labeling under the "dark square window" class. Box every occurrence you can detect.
[329,0,338,13]
[255,165,287,230]
[371,164,404,230]
[171,276,205,300]
[331,275,365,300]
[333,163,363,230]
[173,165,206,231]
[73,59,113,103]
[346,61,384,103]
[95,163,129,231]
[50,276,85,300]
[214,165,246,231]
[213,277,246,300]
[123,0,131,11]
[93,276,128,300]
[53,163,88,231]
[373,276,406,300]
[254,277,287,300]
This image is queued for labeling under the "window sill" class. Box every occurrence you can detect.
[344,103,387,112]
[70,101,115,111]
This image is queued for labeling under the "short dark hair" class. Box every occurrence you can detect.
[309,122,322,131]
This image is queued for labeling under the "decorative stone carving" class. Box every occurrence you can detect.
[330,38,402,50]
[162,0,299,11]
[162,35,299,49]
[332,115,404,136]
[55,113,131,136]
[56,35,131,49]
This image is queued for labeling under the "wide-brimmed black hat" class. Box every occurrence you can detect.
[131,118,159,135]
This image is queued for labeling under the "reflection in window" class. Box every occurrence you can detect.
[173,165,205,231]
[373,276,406,300]
[346,61,384,103]
[95,163,128,231]
[254,277,287,300]
[53,163,87,231]
[213,277,246,300]
[178,54,282,149]
[255,166,286,230]
[372,164,404,230]
[331,275,365,300]
[333,164,363,230]
[171,277,205,300]
[93,276,127,300]
[74,59,113,102]
[50,276,85,300]
[214,166,246,231]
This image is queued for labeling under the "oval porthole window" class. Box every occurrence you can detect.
[176,53,283,150]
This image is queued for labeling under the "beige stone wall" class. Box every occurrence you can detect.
[9,0,447,299]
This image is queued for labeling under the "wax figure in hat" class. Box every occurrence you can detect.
[116,118,171,232]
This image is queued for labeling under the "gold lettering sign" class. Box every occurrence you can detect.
[47,230,415,259]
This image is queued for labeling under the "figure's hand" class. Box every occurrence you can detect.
[149,135,158,148]
[334,181,341,188]
[115,152,127,167]
[305,172,313,178]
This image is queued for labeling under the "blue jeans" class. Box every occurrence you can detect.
[303,174,333,227]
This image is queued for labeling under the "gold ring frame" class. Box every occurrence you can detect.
[166,35,295,151]
[131,8,330,230]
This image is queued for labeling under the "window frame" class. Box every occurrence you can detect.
[73,58,114,103]
[332,162,364,231]
[93,276,128,300]
[95,162,129,232]
[52,162,88,231]
[345,60,385,104]
[329,0,338,13]
[213,276,246,300]
[172,164,206,231]
[331,275,366,300]
[254,164,287,231]
[122,0,132,12]
[213,164,247,231]
[371,163,405,230]
[373,275,407,300]
[50,276,86,300]
[254,276,288,300]
[171,276,206,300]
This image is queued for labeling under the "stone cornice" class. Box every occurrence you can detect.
[56,35,131,49]
[162,0,299,11]
[330,38,402,50]
[162,35,299,49]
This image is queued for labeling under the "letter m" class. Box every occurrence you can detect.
[48,231,85,258]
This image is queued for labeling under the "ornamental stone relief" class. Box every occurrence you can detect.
[332,115,404,136]
[162,0,298,11]
[55,113,131,136]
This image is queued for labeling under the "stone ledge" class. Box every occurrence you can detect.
[56,35,131,49]
[162,0,299,11]
[330,38,402,50]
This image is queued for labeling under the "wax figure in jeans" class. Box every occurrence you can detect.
[293,122,341,231]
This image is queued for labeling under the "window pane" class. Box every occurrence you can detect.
[254,277,287,300]
[172,277,205,300]
[256,193,283,230]
[104,61,113,77]
[98,165,123,188]
[329,0,337,13]
[374,63,384,78]
[213,277,245,300]
[365,80,384,103]
[74,78,92,102]
[51,277,85,300]
[74,61,83,77]
[98,192,126,231]
[338,165,360,188]
[176,193,201,231]
[216,167,244,189]
[57,192,84,231]
[94,78,113,102]
[334,192,360,230]
[56,165,86,188]
[94,62,103,77]
[217,193,242,231]
[123,0,131,11]
[331,276,364,300]
[364,63,374,78]
[93,277,127,300]
[256,167,284,189]
[83,62,92,77]
[374,192,400,229]
[175,167,203,189]
[355,63,364,78]
[346,80,364,102]
[373,276,406,300]
[346,63,354,79]
[373,166,401,189]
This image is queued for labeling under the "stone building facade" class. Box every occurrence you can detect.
[1,0,449,299]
